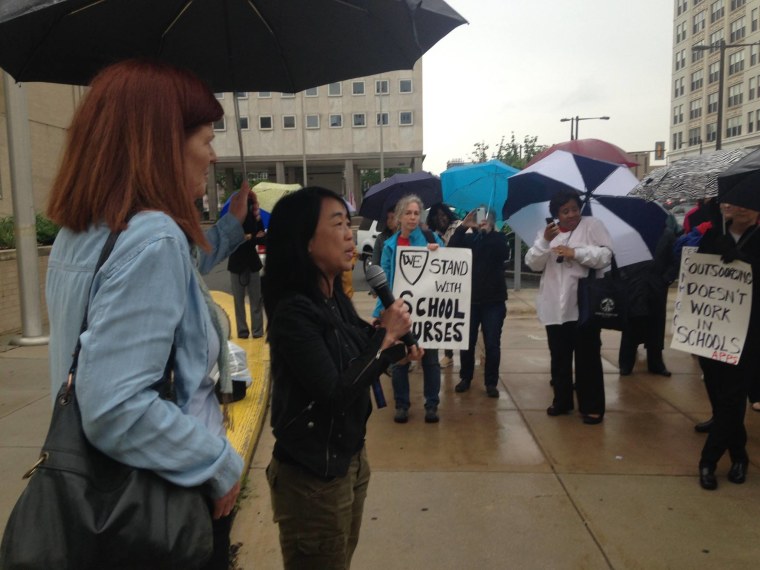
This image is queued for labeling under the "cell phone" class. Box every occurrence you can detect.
[545,217,555,225]
[476,207,486,223]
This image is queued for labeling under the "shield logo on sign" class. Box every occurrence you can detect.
[399,250,429,286]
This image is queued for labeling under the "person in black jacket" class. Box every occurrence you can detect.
[448,208,509,398]
[262,187,420,569]
[227,193,266,338]
[695,200,760,490]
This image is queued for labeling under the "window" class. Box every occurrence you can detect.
[352,113,366,127]
[749,111,755,133]
[214,93,224,100]
[399,79,413,93]
[726,115,742,138]
[753,7,759,31]
[673,104,684,125]
[709,29,724,47]
[688,127,702,146]
[238,116,249,130]
[706,122,717,141]
[399,111,413,125]
[375,79,389,94]
[672,131,683,150]
[750,76,757,99]
[691,69,704,91]
[693,11,707,34]
[282,115,296,129]
[711,0,725,23]
[329,114,343,128]
[728,83,743,107]
[306,114,319,129]
[305,87,318,97]
[677,0,688,16]
[693,44,705,62]
[352,81,365,95]
[258,91,271,98]
[708,91,719,113]
[690,98,703,119]
[676,49,687,71]
[709,61,720,83]
[729,50,745,75]
[281,92,296,98]
[676,21,687,44]
[213,117,226,131]
[376,112,389,126]
[730,17,746,42]
[731,0,746,10]
[752,44,759,65]
[328,82,342,96]
[259,115,273,130]
[234,92,248,99]
[675,77,685,97]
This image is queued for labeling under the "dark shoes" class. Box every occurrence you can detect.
[237,331,250,339]
[454,380,471,393]
[694,418,714,433]
[699,465,718,490]
[486,386,499,398]
[394,408,409,424]
[424,406,440,423]
[728,461,749,484]
[546,405,573,417]
[582,414,604,425]
[618,367,632,376]
[648,366,672,377]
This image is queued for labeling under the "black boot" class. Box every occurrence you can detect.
[699,463,718,490]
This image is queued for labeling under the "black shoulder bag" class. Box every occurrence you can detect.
[0,231,213,569]
[577,252,629,331]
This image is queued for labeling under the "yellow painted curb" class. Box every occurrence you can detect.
[210,291,270,469]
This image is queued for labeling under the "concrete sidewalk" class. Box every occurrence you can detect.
[2,288,760,569]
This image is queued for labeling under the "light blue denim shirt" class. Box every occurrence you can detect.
[46,211,245,499]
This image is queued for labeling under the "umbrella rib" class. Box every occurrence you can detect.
[70,0,107,16]
[243,0,297,91]
[162,0,195,39]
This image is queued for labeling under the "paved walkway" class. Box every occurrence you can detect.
[2,288,760,569]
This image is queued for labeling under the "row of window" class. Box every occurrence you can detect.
[214,111,415,132]
[215,78,413,100]
[674,44,760,100]
[672,109,759,149]
[675,1,754,45]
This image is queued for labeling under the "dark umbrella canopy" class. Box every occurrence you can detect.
[717,148,760,211]
[525,138,638,168]
[359,171,442,220]
[0,0,467,92]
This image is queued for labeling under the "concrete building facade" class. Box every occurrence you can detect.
[670,0,760,160]
[210,63,424,204]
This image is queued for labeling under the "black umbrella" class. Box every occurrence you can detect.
[717,148,760,211]
[0,0,466,93]
[359,171,442,220]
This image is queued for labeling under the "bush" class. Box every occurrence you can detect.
[0,213,60,249]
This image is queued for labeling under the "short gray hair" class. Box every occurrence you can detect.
[393,194,424,226]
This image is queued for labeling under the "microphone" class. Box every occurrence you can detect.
[365,265,418,347]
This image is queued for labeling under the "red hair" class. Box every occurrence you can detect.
[47,59,223,249]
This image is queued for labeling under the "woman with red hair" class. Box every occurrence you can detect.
[45,59,249,569]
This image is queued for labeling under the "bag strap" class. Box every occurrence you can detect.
[586,248,618,280]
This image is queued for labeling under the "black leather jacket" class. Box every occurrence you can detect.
[268,292,403,479]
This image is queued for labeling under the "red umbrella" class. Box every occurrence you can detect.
[526,138,638,168]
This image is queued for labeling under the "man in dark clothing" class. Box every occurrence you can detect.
[448,209,509,398]
[228,194,266,338]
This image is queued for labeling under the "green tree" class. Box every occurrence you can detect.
[470,133,547,169]
[359,167,409,195]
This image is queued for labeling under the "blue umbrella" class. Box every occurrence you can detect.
[219,197,271,228]
[441,159,519,221]
[503,150,661,267]
[359,171,442,220]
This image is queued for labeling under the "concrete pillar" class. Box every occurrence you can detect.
[225,167,236,195]
[275,161,285,184]
[344,159,355,203]
[206,167,219,220]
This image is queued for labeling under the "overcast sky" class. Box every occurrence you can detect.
[422,0,673,173]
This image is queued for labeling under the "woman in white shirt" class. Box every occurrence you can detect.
[525,190,613,425]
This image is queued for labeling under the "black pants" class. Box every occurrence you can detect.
[699,355,753,468]
[200,509,232,570]
[618,288,668,372]
[546,321,605,416]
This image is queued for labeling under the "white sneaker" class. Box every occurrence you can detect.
[439,356,454,368]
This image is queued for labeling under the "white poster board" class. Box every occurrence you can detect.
[392,246,472,350]
[671,251,753,365]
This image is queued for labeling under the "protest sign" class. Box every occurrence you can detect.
[671,251,753,365]
[392,246,472,349]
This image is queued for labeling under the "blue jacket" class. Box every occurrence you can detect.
[46,211,245,499]
[372,226,444,318]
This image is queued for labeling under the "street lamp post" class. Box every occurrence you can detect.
[559,115,610,140]
[692,40,759,151]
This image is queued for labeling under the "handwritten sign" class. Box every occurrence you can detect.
[393,247,472,349]
[671,251,753,365]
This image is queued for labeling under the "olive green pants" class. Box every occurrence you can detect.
[266,447,370,570]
